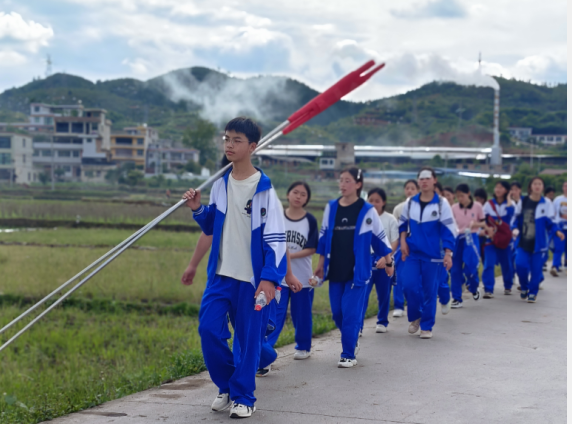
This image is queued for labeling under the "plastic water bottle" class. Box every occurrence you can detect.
[254,291,267,311]
[309,275,323,288]
[275,286,282,304]
[465,228,473,245]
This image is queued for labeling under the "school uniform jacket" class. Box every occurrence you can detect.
[192,168,287,289]
[398,193,458,261]
[512,196,559,254]
[553,195,567,231]
[317,199,392,287]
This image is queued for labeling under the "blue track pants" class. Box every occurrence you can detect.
[393,254,405,310]
[198,275,269,407]
[553,229,567,269]
[361,269,392,330]
[438,268,450,306]
[451,234,481,302]
[482,244,513,293]
[259,286,314,369]
[515,248,544,296]
[329,280,366,359]
[401,258,441,332]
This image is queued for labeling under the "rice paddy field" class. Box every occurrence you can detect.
[0,205,377,424]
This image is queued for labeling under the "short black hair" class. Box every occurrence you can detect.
[455,183,470,194]
[404,179,419,189]
[544,186,555,195]
[443,186,454,194]
[224,117,261,144]
[287,181,312,207]
[510,181,522,189]
[340,167,364,197]
[435,181,444,193]
[474,187,487,202]
[495,181,511,203]
[367,187,387,211]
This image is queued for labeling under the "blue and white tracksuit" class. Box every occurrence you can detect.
[399,193,457,331]
[438,266,451,306]
[513,197,559,296]
[482,199,515,293]
[451,232,481,302]
[361,256,393,329]
[552,195,567,269]
[393,247,405,310]
[318,200,392,359]
[192,168,287,407]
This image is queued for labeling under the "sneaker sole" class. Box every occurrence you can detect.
[337,361,357,368]
[451,305,462,309]
[376,327,388,333]
[230,407,256,418]
[294,354,310,360]
[527,299,536,303]
[212,402,233,412]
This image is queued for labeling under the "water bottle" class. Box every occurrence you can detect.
[275,286,282,304]
[254,291,267,311]
[465,228,473,245]
[309,275,323,288]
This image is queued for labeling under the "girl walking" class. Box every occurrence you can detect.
[513,177,565,302]
[362,188,399,333]
[450,184,485,308]
[482,181,515,298]
[314,168,393,368]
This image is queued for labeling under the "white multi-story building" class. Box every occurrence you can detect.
[508,127,533,141]
[530,134,567,146]
[0,133,35,184]
[145,140,200,174]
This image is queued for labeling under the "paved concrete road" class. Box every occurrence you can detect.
[51,274,567,424]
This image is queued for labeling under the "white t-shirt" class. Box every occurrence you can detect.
[282,212,319,288]
[379,211,399,245]
[393,201,406,221]
[216,171,261,282]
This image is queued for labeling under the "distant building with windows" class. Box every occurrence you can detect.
[530,134,567,146]
[145,140,200,174]
[0,133,35,183]
[508,127,533,141]
[110,125,158,166]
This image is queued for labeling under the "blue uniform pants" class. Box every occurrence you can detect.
[553,229,567,269]
[393,255,405,310]
[401,258,441,332]
[361,269,392,329]
[515,248,544,296]
[329,280,366,359]
[482,244,513,293]
[198,275,269,407]
[451,235,481,302]
[438,268,450,306]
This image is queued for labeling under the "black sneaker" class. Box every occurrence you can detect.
[256,366,270,377]
[527,294,537,303]
[451,300,462,308]
[520,290,528,300]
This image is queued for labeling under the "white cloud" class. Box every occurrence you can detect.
[0,11,54,53]
[0,50,27,66]
[391,0,468,19]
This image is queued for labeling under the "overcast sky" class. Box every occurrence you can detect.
[0,0,567,101]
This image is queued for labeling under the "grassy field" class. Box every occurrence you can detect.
[0,227,356,423]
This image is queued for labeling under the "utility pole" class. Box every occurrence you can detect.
[529,139,533,168]
[51,134,55,191]
[10,158,14,187]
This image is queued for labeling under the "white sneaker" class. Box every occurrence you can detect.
[408,318,421,334]
[393,309,404,318]
[376,324,388,333]
[441,300,451,315]
[211,393,232,412]
[354,341,360,357]
[229,403,256,418]
[337,357,357,368]
[293,349,310,360]
[420,330,433,339]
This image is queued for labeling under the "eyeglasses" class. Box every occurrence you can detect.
[222,138,245,147]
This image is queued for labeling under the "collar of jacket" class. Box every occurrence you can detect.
[221,166,273,195]
[412,192,440,204]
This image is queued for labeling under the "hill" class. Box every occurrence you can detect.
[0,69,565,151]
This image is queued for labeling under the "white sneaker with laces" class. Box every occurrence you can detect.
[211,393,232,412]
[420,330,433,339]
[229,403,256,418]
[441,300,451,315]
[376,324,388,333]
[408,318,421,334]
[337,357,358,368]
[293,349,310,360]
[393,309,404,318]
